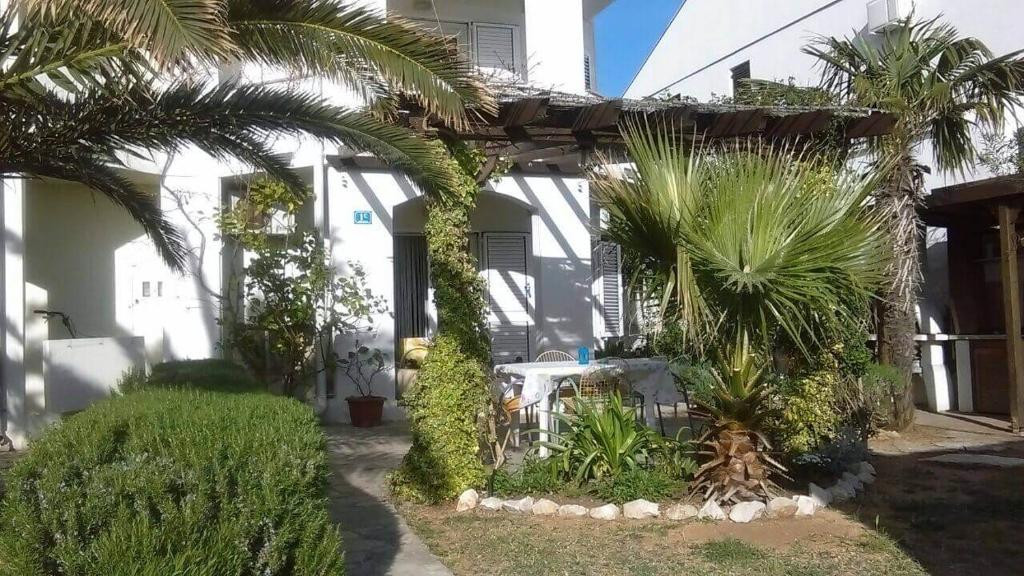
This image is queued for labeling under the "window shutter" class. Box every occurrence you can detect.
[584,54,593,91]
[474,24,516,72]
[596,241,622,337]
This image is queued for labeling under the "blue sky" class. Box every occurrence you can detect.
[595,0,682,96]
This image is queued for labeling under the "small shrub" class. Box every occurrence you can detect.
[545,392,667,483]
[670,359,717,407]
[0,389,343,575]
[490,458,567,497]
[115,365,147,394]
[391,335,489,502]
[589,467,686,504]
[862,362,906,430]
[148,358,263,393]
[766,360,842,456]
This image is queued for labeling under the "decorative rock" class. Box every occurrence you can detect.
[697,499,727,521]
[456,489,479,512]
[859,471,876,485]
[808,483,832,509]
[558,504,589,518]
[479,497,503,511]
[793,495,816,517]
[623,499,660,519]
[766,497,799,519]
[850,461,876,477]
[841,472,865,493]
[829,482,855,503]
[502,496,535,514]
[531,498,559,516]
[589,503,621,520]
[729,501,766,523]
[665,503,699,521]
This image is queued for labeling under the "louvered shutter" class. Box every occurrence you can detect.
[584,54,593,91]
[484,234,531,363]
[596,241,622,337]
[474,24,516,72]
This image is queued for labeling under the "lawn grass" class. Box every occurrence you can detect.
[401,505,927,576]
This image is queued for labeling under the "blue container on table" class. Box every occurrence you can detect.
[577,346,590,365]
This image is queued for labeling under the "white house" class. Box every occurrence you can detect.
[0,0,620,448]
[0,0,895,449]
[628,0,1024,422]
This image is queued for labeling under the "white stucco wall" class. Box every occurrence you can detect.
[324,166,595,422]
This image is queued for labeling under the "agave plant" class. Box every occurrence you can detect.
[594,123,886,503]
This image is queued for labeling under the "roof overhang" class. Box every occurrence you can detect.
[923,175,1024,227]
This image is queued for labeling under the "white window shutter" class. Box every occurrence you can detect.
[474,24,516,72]
[595,241,622,337]
[584,54,593,91]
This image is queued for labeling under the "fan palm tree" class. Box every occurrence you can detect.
[1,0,493,268]
[594,123,886,502]
[804,16,1024,429]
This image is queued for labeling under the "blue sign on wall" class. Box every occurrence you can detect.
[353,210,373,225]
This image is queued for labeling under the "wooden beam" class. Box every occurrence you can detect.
[997,203,1024,433]
[500,97,549,128]
[506,144,579,164]
[572,100,622,133]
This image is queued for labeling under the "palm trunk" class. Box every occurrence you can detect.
[877,156,924,430]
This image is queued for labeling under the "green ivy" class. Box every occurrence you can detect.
[392,141,503,502]
[390,334,489,502]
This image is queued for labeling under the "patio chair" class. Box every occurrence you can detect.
[552,363,626,432]
[667,357,702,440]
[534,350,575,362]
[523,350,576,426]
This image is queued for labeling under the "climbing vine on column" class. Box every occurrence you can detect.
[391,141,507,502]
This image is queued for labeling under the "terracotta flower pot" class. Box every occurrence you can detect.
[346,395,386,428]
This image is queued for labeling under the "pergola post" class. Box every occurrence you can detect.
[997,204,1024,433]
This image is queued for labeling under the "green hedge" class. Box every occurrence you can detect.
[0,389,343,575]
[147,358,263,393]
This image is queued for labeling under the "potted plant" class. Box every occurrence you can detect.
[340,344,391,427]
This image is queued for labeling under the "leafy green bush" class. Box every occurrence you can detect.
[391,335,489,502]
[862,362,906,430]
[766,361,841,456]
[490,458,568,497]
[670,359,717,407]
[590,467,687,504]
[0,389,343,575]
[148,358,263,393]
[544,393,672,483]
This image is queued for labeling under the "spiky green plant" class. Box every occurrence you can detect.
[594,122,886,502]
[1,0,493,268]
[804,15,1024,429]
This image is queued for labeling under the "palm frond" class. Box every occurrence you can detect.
[226,0,495,126]
[0,11,135,99]
[19,0,233,64]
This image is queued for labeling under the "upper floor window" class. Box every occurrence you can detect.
[584,54,593,92]
[413,19,520,77]
[731,61,750,96]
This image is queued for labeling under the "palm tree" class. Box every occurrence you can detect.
[1,0,493,268]
[804,16,1024,429]
[594,123,886,503]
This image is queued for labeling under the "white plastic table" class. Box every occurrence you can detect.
[493,359,680,456]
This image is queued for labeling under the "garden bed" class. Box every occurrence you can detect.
[401,501,925,576]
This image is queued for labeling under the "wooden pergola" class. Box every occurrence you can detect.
[390,83,896,177]
[924,175,1024,432]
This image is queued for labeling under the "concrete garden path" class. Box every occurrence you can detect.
[324,424,452,576]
